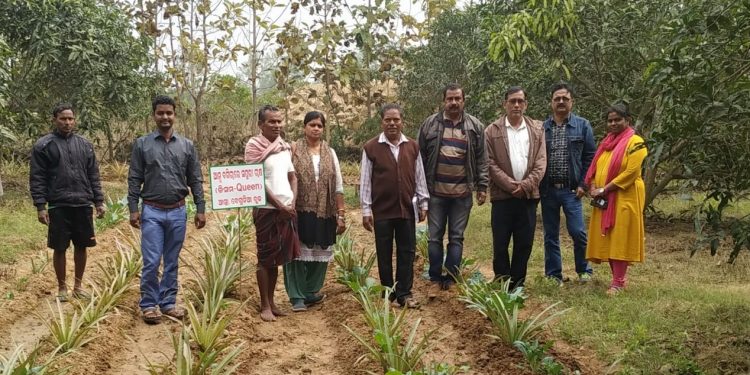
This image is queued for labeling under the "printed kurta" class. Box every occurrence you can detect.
[586,135,647,263]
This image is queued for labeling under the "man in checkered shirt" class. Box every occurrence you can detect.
[540,82,596,284]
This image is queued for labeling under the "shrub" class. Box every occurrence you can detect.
[149,326,243,375]
[514,340,566,375]
[30,251,50,275]
[0,344,50,375]
[345,287,435,373]
[44,299,103,352]
[333,230,376,285]
[94,196,129,232]
[457,279,569,345]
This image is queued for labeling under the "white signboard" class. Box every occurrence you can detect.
[209,164,266,210]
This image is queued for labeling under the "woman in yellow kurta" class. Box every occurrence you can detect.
[585,104,647,295]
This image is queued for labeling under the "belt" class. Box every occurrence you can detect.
[143,199,185,209]
[551,183,569,189]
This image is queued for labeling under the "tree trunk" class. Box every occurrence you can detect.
[104,122,115,162]
[365,0,372,119]
[0,174,4,197]
[195,98,203,156]
[249,0,259,135]
[284,103,290,130]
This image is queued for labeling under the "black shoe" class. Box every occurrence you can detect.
[441,280,455,291]
[304,293,327,306]
[291,299,308,312]
[383,290,398,303]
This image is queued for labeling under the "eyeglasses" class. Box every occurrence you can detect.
[553,97,571,103]
[506,98,526,105]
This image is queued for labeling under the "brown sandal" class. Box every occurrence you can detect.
[162,306,186,320]
[142,309,162,325]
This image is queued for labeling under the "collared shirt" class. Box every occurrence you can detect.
[360,132,429,217]
[434,116,469,197]
[505,117,530,181]
[127,130,206,213]
[548,118,569,184]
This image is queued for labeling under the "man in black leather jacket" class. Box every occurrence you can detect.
[417,84,488,295]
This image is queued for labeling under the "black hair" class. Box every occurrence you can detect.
[258,104,280,123]
[442,83,464,100]
[52,103,74,118]
[379,103,404,119]
[550,81,575,98]
[303,111,326,127]
[606,103,631,119]
[152,95,176,113]
[504,86,526,100]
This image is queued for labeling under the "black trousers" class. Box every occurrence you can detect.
[374,217,416,301]
[491,198,539,290]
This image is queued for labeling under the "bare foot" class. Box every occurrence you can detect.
[270,305,287,317]
[260,308,276,322]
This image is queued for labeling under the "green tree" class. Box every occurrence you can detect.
[159,0,247,157]
[0,35,16,146]
[485,0,750,262]
[342,0,401,119]
[398,5,557,135]
[0,0,155,160]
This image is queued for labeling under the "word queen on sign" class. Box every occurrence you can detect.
[209,164,267,210]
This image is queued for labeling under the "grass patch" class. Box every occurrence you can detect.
[650,191,750,219]
[0,189,47,264]
[343,184,360,208]
[462,203,493,262]
[462,196,750,374]
[0,161,130,264]
[525,272,750,374]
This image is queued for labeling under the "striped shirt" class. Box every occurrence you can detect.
[434,119,470,197]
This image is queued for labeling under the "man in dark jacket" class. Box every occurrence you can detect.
[417,83,488,295]
[30,103,105,302]
[540,82,596,284]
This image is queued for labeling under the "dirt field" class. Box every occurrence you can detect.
[0,202,744,374]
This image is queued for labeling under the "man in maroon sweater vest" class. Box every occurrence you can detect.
[360,103,429,308]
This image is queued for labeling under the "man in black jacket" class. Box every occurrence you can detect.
[30,103,105,302]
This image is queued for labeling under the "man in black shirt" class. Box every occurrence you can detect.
[30,103,106,302]
[128,95,206,324]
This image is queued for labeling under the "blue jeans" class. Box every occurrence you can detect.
[541,187,591,280]
[427,194,473,282]
[139,204,187,311]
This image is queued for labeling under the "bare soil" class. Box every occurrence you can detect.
[5,208,705,374]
